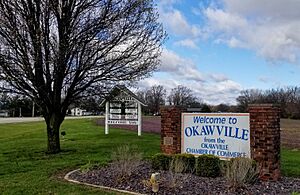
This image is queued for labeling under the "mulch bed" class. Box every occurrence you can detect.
[68,161,300,195]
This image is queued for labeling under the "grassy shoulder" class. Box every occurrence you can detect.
[0,119,299,194]
[281,148,300,177]
[0,119,160,194]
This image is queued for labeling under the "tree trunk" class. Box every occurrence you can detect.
[45,113,63,154]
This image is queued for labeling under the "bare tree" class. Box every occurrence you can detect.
[0,0,165,153]
[168,85,200,107]
[236,89,264,112]
[145,85,166,115]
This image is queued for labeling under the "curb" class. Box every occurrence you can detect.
[64,169,146,195]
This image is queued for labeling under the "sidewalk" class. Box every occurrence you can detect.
[0,116,103,124]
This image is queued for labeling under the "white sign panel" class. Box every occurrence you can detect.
[125,114,138,120]
[114,96,135,101]
[110,103,121,107]
[109,114,122,119]
[110,109,121,113]
[125,102,137,107]
[108,120,138,125]
[182,113,250,159]
[125,108,137,114]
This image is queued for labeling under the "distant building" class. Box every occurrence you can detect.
[70,107,87,116]
[0,110,9,117]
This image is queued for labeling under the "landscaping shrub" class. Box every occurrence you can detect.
[171,154,196,173]
[151,153,172,170]
[223,157,260,191]
[195,154,221,177]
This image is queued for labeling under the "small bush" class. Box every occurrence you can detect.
[195,154,221,177]
[111,145,142,180]
[151,153,172,170]
[171,154,195,173]
[223,157,260,191]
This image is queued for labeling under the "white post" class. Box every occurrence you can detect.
[105,101,109,134]
[138,103,142,136]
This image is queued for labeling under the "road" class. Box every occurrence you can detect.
[0,116,103,124]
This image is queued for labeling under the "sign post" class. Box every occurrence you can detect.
[138,103,142,136]
[105,101,109,134]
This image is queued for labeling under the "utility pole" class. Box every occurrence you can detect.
[32,102,35,117]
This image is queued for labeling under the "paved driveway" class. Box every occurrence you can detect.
[0,116,103,124]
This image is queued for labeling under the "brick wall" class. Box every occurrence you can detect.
[160,106,186,154]
[160,104,281,181]
[248,104,281,181]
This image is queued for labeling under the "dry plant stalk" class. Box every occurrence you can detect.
[163,158,193,189]
[111,145,142,181]
[224,157,260,191]
[170,158,188,173]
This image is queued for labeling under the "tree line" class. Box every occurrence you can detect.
[3,85,300,119]
[137,85,210,115]
[0,94,37,117]
[136,85,300,119]
[236,87,300,119]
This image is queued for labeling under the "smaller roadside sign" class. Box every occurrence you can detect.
[125,108,137,114]
[114,96,135,101]
[108,120,138,125]
[109,114,122,119]
[110,103,121,107]
[125,114,138,120]
[110,109,121,113]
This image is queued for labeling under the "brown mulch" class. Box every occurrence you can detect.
[68,161,300,195]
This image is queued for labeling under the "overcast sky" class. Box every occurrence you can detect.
[137,0,300,105]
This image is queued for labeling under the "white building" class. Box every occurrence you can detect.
[0,110,9,117]
[70,107,86,116]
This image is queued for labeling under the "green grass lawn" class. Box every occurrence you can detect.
[281,148,300,177]
[0,119,160,194]
[0,119,300,194]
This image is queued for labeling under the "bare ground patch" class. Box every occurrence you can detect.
[281,119,300,149]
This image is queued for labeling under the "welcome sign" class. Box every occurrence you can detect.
[181,113,250,159]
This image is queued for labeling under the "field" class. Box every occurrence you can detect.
[281,118,300,149]
[0,117,300,194]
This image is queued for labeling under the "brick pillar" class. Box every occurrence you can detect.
[248,104,281,181]
[160,106,186,154]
